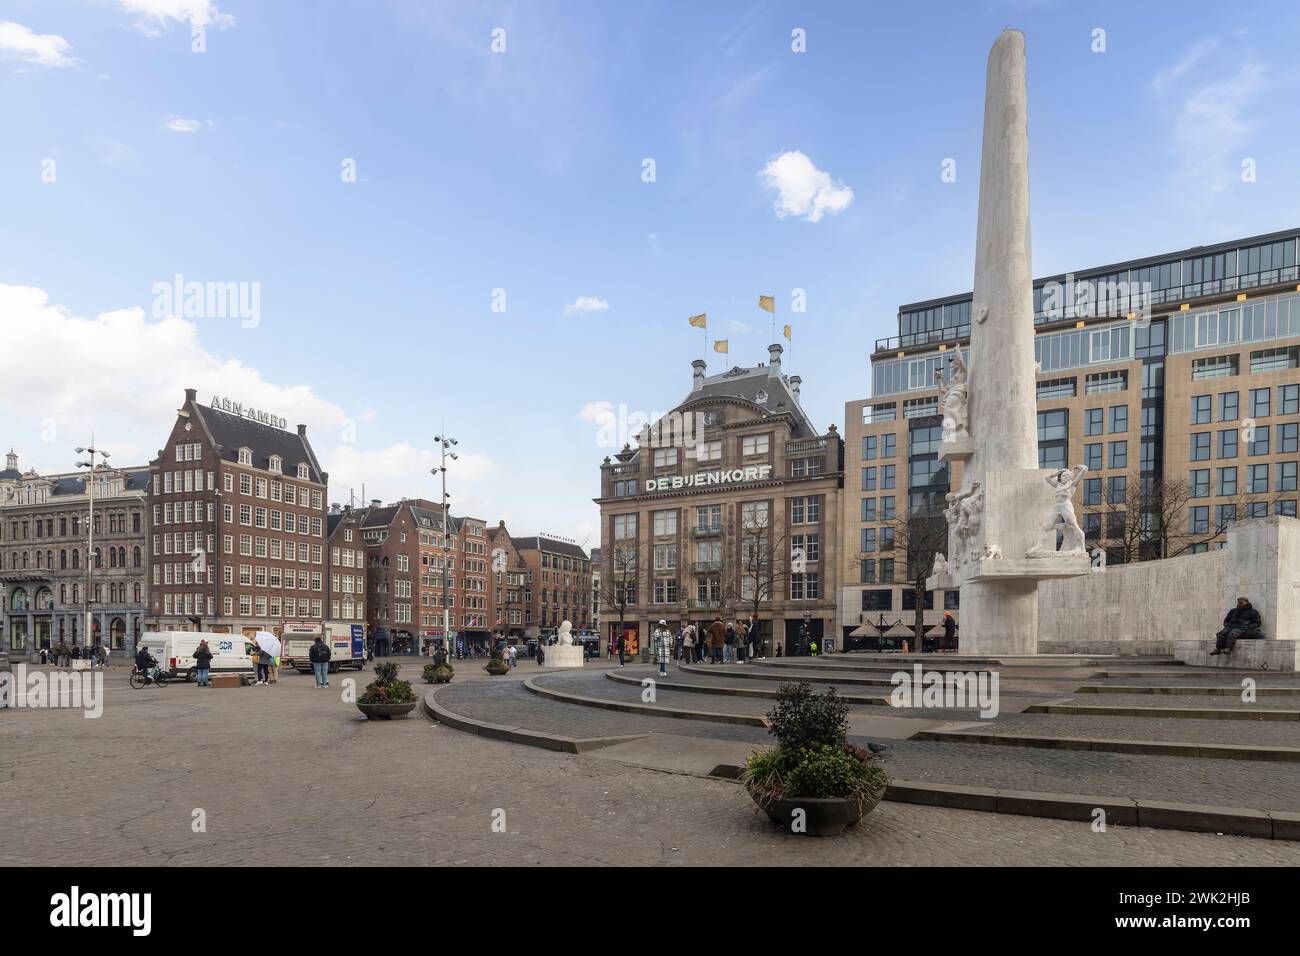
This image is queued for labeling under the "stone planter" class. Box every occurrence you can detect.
[747,785,883,837]
[484,663,511,676]
[356,701,418,720]
[432,668,454,683]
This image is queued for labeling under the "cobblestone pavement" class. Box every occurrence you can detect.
[5,666,1300,866]
[946,712,1300,747]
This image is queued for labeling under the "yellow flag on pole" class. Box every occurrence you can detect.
[758,295,775,314]
[688,313,707,329]
[783,324,792,342]
[714,339,729,354]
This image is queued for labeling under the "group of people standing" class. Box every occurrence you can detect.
[39,643,110,667]
[645,615,765,676]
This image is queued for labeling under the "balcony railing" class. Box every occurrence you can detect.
[610,464,639,477]
[691,524,723,537]
[693,560,722,572]
[785,437,828,455]
[874,266,1300,354]
[689,599,722,609]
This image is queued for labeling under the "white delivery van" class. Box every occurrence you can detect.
[284,622,366,674]
[143,631,256,681]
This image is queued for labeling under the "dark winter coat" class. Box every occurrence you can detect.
[1223,604,1262,635]
[309,640,331,663]
[194,645,213,666]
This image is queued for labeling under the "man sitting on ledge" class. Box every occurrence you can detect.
[1210,597,1262,655]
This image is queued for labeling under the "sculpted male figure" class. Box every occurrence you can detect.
[935,350,970,442]
[1030,465,1088,555]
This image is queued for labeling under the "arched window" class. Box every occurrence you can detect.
[93,514,101,535]
[108,548,116,568]
[11,587,28,611]
[71,549,79,570]
[132,513,141,534]
[21,551,28,569]
[60,584,66,604]
[94,584,102,603]
[46,550,52,568]
[71,515,79,535]
[35,550,43,568]
[93,547,101,568]
[60,549,67,570]
[133,583,141,603]
[133,546,142,568]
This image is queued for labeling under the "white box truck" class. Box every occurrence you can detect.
[141,632,257,682]
[284,622,366,674]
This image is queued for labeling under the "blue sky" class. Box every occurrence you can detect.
[2,0,1298,546]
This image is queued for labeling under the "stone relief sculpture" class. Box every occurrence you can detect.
[1027,465,1089,557]
[945,481,984,563]
[935,350,969,442]
[931,553,950,577]
[979,543,1003,560]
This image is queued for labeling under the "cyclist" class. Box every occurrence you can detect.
[134,644,160,684]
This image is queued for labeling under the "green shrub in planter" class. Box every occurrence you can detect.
[359,661,416,705]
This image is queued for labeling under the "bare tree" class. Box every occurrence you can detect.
[735,508,791,657]
[597,539,642,655]
[879,489,949,648]
[1086,475,1280,562]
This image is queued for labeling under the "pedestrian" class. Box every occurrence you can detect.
[39,646,48,665]
[253,641,272,685]
[99,644,110,667]
[309,635,331,687]
[748,614,762,660]
[1211,597,1262,655]
[72,644,82,662]
[617,630,626,667]
[942,611,957,652]
[682,624,695,666]
[269,653,280,684]
[194,639,214,687]
[537,643,545,666]
[708,616,725,664]
[653,620,672,677]
[723,620,736,663]
[775,641,783,658]
[508,645,518,668]
[810,639,818,657]
[797,620,810,657]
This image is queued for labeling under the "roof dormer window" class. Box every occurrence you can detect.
[296,463,309,480]
[238,448,253,466]
[269,455,282,473]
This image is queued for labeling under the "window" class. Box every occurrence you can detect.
[1107,475,1126,504]
[1083,478,1102,505]
[1084,444,1103,471]
[880,496,896,521]
[1279,461,1298,493]
[612,514,637,539]
[1248,464,1269,494]
[1248,425,1270,456]
[1039,445,1066,470]
[1191,395,1211,424]
[1108,440,1127,469]
[1250,388,1271,418]
[862,590,893,612]
[696,504,721,530]
[861,498,876,522]
[881,434,896,458]
[696,440,722,462]
[1250,346,1299,373]
[1216,467,1237,496]
[862,435,877,460]
[1084,408,1104,437]
[741,501,769,529]
[1188,506,1210,535]
[881,465,896,489]
[1217,428,1238,458]
[791,457,824,477]
[860,528,876,553]
[653,447,678,468]
[862,467,876,491]
[1109,405,1128,434]
[652,509,678,536]
[1190,433,1211,461]
[1189,470,1210,498]
[742,434,770,456]
[1037,409,1068,441]
[790,496,820,525]
[653,544,677,571]
[1281,423,1299,454]
[1085,370,1127,394]
[1037,378,1076,400]
[1219,391,1240,421]
[1282,385,1299,415]
[1277,500,1298,518]
[1192,355,1239,380]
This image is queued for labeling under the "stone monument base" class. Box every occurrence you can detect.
[542,644,584,668]
[938,436,974,462]
[1172,639,1298,671]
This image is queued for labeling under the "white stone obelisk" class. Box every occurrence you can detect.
[928,30,1089,656]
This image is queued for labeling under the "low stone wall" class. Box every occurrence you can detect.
[1037,516,1299,657]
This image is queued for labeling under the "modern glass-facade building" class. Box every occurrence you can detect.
[842,228,1300,646]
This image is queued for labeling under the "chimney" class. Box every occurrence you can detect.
[789,375,801,400]
[184,387,197,404]
[371,499,381,508]
[691,359,707,392]
[767,343,783,376]
[297,424,307,437]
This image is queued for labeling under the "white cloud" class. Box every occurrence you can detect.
[1155,39,1266,193]
[759,150,853,223]
[564,296,609,315]
[0,282,346,471]
[728,320,750,333]
[118,1,235,37]
[163,116,205,134]
[647,232,662,254]
[0,20,78,68]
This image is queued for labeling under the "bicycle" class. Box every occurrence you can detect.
[129,666,171,689]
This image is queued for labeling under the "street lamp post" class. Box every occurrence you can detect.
[432,433,458,659]
[75,439,111,651]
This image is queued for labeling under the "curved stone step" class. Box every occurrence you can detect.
[605,669,890,706]
[523,675,769,727]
